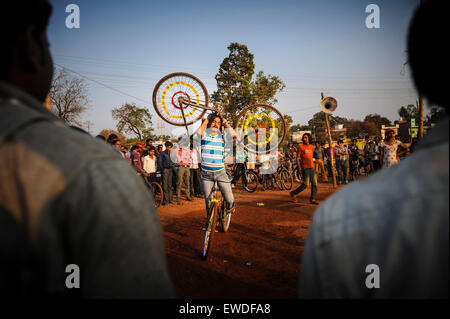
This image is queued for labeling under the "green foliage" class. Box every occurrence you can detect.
[398,104,419,123]
[211,43,254,123]
[111,103,154,140]
[250,71,285,105]
[211,43,285,124]
[364,114,391,130]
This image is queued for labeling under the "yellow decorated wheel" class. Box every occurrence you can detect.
[235,104,286,153]
[152,72,209,126]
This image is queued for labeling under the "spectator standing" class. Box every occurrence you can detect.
[313,141,328,183]
[335,139,349,184]
[289,133,319,204]
[380,129,409,168]
[143,147,158,182]
[130,145,148,177]
[190,144,202,197]
[371,136,381,171]
[175,140,192,204]
[145,138,154,151]
[158,141,174,205]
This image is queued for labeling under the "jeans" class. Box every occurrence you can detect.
[291,168,317,200]
[314,159,328,182]
[162,168,173,204]
[336,159,348,183]
[176,166,191,201]
[190,168,202,196]
[201,169,235,217]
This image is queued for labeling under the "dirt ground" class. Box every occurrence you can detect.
[157,181,340,299]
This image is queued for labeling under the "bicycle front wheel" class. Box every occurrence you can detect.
[202,202,218,260]
[153,72,208,126]
[235,104,286,153]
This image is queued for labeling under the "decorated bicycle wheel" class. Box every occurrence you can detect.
[235,104,286,153]
[153,72,209,126]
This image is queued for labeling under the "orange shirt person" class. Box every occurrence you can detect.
[289,133,319,204]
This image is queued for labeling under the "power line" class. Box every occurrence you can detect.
[54,63,152,105]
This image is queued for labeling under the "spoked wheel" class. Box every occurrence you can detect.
[243,170,258,193]
[280,169,293,190]
[274,173,283,190]
[235,104,286,153]
[153,72,209,126]
[150,182,163,207]
[202,202,218,260]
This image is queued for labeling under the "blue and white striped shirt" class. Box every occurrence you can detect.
[201,131,225,172]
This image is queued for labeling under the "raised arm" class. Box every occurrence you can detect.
[222,118,237,138]
[197,117,209,138]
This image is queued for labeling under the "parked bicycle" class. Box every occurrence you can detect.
[227,162,259,193]
[143,173,163,207]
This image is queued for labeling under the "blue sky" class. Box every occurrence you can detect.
[47,0,422,136]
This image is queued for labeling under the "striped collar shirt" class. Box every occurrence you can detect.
[201,132,225,172]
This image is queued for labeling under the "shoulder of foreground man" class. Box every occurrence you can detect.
[0,103,175,297]
[299,130,449,298]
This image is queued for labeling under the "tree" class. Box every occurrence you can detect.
[111,103,154,140]
[250,71,286,105]
[290,124,311,132]
[398,104,419,123]
[211,43,285,125]
[50,68,89,126]
[346,120,378,138]
[211,43,254,124]
[364,114,391,131]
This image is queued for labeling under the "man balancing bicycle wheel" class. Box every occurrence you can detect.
[197,112,237,228]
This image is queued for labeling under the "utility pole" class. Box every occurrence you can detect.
[418,0,425,140]
[417,97,424,139]
[85,121,93,135]
[322,92,337,188]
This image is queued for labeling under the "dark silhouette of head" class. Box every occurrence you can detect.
[1,1,53,102]
[408,0,448,111]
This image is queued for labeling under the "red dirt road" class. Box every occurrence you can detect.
[158,182,339,299]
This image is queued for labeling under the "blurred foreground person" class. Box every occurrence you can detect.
[0,1,173,298]
[299,0,448,298]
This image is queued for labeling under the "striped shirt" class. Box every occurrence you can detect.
[201,131,225,172]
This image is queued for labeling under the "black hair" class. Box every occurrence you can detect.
[146,138,153,143]
[338,139,344,144]
[148,146,156,152]
[164,141,173,148]
[408,0,448,110]
[0,1,53,79]
[207,112,223,132]
[130,145,138,152]
[301,133,312,143]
